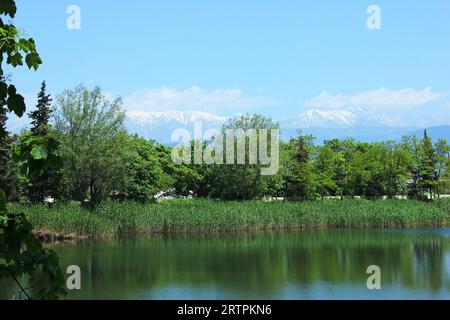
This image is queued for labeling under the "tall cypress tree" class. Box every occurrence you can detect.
[27,81,56,203]
[418,130,437,199]
[29,81,52,135]
[283,134,315,200]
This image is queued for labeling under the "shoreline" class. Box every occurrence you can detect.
[32,230,89,242]
[34,223,450,243]
[18,198,450,242]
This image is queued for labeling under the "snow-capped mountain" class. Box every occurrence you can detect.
[6,107,450,144]
[124,110,227,143]
[123,108,450,144]
[126,110,227,126]
[279,107,401,129]
[281,109,358,128]
[123,108,413,144]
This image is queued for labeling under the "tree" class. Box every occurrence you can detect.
[0,0,66,299]
[123,135,166,203]
[29,81,52,135]
[324,139,355,199]
[314,144,337,199]
[379,141,410,198]
[25,81,59,203]
[53,85,128,205]
[282,134,316,200]
[348,142,380,197]
[205,114,279,200]
[0,80,17,200]
[443,150,450,195]
[418,130,437,199]
[435,139,449,198]
[402,135,421,199]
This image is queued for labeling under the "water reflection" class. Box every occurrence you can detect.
[1,229,449,299]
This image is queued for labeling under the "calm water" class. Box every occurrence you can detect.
[1,229,449,299]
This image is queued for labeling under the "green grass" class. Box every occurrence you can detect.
[9,198,450,238]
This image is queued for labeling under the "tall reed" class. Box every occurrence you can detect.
[10,198,450,238]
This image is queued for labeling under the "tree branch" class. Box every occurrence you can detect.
[0,266,32,300]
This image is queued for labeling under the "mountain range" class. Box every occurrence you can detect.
[124,110,227,142]
[6,108,450,144]
[124,108,450,144]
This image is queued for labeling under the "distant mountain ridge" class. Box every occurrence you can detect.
[279,107,402,128]
[123,110,450,144]
[124,110,227,143]
[126,110,227,126]
[6,109,450,145]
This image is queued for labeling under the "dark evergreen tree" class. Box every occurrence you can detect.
[418,130,437,199]
[27,81,58,203]
[294,135,309,163]
[29,81,52,135]
[283,135,315,200]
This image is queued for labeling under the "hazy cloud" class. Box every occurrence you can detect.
[123,86,281,114]
[305,87,448,111]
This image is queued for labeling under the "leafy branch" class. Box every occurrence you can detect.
[0,0,66,300]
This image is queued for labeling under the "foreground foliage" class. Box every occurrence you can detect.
[0,0,66,300]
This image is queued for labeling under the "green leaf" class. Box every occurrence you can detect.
[0,0,17,18]
[6,85,26,117]
[7,50,23,67]
[25,52,42,70]
[30,146,48,160]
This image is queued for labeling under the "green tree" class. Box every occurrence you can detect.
[443,151,450,194]
[206,114,279,200]
[0,0,66,299]
[379,141,411,198]
[123,135,166,203]
[0,104,16,200]
[402,135,421,199]
[434,138,449,198]
[29,81,52,135]
[348,142,380,197]
[53,85,128,206]
[324,139,355,199]
[282,133,316,200]
[25,81,60,203]
[314,144,337,199]
[418,130,437,199]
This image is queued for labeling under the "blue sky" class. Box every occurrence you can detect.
[7,0,450,120]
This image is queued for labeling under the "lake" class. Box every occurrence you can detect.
[1,228,449,299]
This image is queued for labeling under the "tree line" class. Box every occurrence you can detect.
[1,84,449,205]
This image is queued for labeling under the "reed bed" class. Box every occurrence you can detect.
[9,198,450,239]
